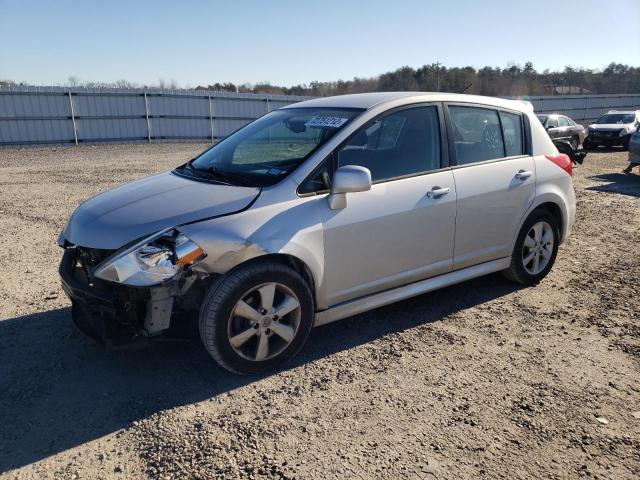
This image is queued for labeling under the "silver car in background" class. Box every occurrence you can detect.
[58,92,576,374]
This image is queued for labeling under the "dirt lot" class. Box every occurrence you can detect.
[0,143,638,480]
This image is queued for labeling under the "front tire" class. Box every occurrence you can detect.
[503,210,559,286]
[199,260,314,374]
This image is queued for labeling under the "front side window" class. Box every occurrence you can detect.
[182,108,362,187]
[546,117,559,128]
[450,106,504,164]
[500,111,524,157]
[558,116,570,127]
[336,106,441,182]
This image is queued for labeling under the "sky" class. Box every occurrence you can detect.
[1,0,639,87]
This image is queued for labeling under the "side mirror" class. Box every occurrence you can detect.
[328,165,372,210]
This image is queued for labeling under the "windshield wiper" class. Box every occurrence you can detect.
[189,164,254,187]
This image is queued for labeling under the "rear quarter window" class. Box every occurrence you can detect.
[499,111,524,157]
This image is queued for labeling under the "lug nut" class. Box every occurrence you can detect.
[265,328,271,335]
[253,323,259,329]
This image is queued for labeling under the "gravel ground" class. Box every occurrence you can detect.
[0,143,638,480]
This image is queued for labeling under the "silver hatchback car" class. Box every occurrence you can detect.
[59,92,576,374]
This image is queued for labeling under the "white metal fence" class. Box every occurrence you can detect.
[518,94,640,123]
[0,86,638,146]
[0,86,310,146]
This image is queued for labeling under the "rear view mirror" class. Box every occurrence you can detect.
[328,165,372,210]
[285,120,306,133]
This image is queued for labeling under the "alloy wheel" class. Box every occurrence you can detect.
[227,282,301,362]
[521,221,554,275]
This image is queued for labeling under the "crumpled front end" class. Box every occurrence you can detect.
[59,231,209,347]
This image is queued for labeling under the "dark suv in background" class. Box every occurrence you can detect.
[537,114,586,149]
[583,110,640,150]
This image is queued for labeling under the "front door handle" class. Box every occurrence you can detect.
[515,170,532,180]
[426,186,451,198]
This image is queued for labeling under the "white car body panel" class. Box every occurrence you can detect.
[322,170,456,305]
[452,156,536,268]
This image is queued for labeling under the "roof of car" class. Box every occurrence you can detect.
[285,92,532,112]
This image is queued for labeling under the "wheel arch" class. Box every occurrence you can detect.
[534,202,564,238]
[205,252,320,310]
[255,253,318,308]
[514,191,571,250]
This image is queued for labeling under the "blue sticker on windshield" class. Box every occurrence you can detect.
[305,116,349,128]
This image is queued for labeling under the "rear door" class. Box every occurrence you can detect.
[446,104,535,269]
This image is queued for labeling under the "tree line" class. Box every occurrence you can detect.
[2,62,638,97]
[196,63,640,97]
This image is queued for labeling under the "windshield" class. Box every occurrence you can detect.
[594,114,636,125]
[181,107,362,187]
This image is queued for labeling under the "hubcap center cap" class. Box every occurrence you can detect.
[261,316,272,328]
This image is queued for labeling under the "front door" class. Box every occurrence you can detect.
[320,105,457,306]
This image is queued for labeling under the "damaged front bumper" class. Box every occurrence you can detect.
[59,247,196,347]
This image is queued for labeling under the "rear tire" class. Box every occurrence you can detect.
[503,210,560,286]
[199,260,314,374]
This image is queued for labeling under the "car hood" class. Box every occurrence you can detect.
[63,171,260,249]
[588,123,631,130]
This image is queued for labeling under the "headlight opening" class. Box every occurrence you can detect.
[93,230,206,286]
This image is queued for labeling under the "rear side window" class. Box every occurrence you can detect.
[546,117,559,128]
[499,111,524,157]
[337,106,441,182]
[449,106,505,164]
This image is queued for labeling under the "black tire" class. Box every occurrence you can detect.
[502,209,560,286]
[582,138,593,151]
[199,260,314,374]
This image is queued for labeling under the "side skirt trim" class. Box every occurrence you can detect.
[313,257,511,327]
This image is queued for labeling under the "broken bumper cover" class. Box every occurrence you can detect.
[59,248,148,347]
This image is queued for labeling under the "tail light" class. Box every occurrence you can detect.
[545,153,572,176]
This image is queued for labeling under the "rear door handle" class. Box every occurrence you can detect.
[515,170,532,180]
[426,186,451,198]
